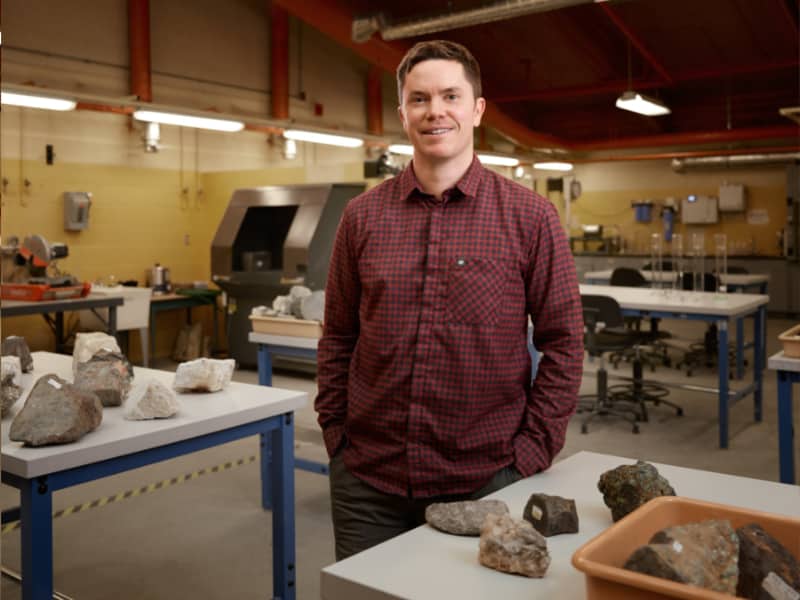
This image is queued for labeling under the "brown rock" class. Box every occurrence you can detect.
[624,519,739,594]
[9,374,103,446]
[478,513,550,578]
[74,350,134,407]
[598,460,676,522]
[523,493,579,537]
[425,500,509,536]
[737,523,800,600]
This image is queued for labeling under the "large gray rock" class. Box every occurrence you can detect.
[478,512,551,578]
[2,336,33,372]
[598,460,676,522]
[624,519,739,594]
[1,356,23,418]
[425,500,509,536]
[72,332,121,374]
[523,493,579,537]
[9,374,103,446]
[173,358,235,392]
[737,523,800,600]
[74,350,134,407]
[300,290,325,322]
[125,380,180,420]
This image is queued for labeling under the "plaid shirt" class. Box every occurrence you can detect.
[316,156,584,498]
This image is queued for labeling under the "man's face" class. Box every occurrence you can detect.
[398,59,485,166]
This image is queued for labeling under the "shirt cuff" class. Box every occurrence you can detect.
[322,423,346,458]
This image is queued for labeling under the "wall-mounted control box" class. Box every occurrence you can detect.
[681,194,718,224]
[719,183,746,212]
[64,191,92,231]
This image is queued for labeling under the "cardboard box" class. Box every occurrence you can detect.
[249,315,322,338]
[572,496,800,600]
[778,324,800,358]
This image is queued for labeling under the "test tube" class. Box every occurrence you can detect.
[691,233,705,292]
[650,233,663,290]
[714,233,727,293]
[672,234,683,292]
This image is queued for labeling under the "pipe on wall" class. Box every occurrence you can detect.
[270,4,290,120]
[128,0,152,103]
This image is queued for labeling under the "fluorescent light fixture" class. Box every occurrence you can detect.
[1,91,76,111]
[533,161,573,172]
[388,143,414,156]
[133,110,244,132]
[615,91,671,116]
[283,129,363,148]
[477,154,520,167]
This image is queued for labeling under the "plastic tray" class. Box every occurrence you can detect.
[1,282,91,301]
[249,315,322,338]
[778,323,800,358]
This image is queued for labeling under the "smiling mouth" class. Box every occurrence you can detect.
[422,128,453,136]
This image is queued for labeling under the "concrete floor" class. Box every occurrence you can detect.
[1,316,798,599]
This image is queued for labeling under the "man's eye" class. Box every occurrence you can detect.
[412,97,426,103]
[446,94,458,101]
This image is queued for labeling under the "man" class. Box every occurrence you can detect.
[316,40,584,561]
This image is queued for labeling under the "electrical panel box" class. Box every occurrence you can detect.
[681,194,718,224]
[719,183,746,212]
[63,192,92,231]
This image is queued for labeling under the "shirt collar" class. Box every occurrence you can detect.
[397,155,484,202]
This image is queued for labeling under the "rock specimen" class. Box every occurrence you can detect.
[1,356,23,417]
[173,358,235,392]
[624,519,739,594]
[9,374,103,446]
[72,332,121,374]
[300,290,325,322]
[737,523,800,599]
[125,380,180,420]
[74,350,134,407]
[478,513,550,578]
[598,460,676,522]
[425,499,510,536]
[523,493,579,537]
[2,335,33,372]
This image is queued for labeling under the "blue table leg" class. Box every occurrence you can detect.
[777,371,795,484]
[753,306,764,422]
[261,433,273,511]
[736,317,744,379]
[257,345,273,386]
[272,413,297,600]
[718,320,730,449]
[21,476,53,600]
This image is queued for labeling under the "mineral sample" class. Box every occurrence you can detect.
[624,519,739,594]
[300,290,325,322]
[523,493,579,537]
[125,380,180,420]
[598,460,676,522]
[72,332,121,374]
[1,356,23,417]
[2,335,33,372]
[173,358,235,392]
[425,500,509,536]
[74,350,134,407]
[9,374,102,446]
[478,512,551,578]
[737,523,800,600]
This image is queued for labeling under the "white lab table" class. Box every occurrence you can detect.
[579,284,769,448]
[584,269,769,293]
[321,451,800,600]
[768,351,800,484]
[1,352,307,600]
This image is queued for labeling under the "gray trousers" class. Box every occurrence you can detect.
[329,454,522,561]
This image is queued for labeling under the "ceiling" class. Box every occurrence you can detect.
[275,0,800,155]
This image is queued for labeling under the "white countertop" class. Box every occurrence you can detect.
[579,284,768,317]
[768,351,800,372]
[584,269,769,286]
[321,451,800,600]
[249,331,319,349]
[1,352,308,478]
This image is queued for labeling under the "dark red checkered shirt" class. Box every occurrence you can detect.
[316,156,584,498]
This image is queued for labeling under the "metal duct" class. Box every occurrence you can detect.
[352,0,610,42]
[671,153,800,172]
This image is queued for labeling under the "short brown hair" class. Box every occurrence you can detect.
[396,40,482,103]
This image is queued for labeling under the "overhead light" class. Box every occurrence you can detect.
[132,110,244,132]
[388,143,414,156]
[1,91,76,111]
[533,162,574,171]
[477,154,519,167]
[615,91,671,117]
[282,137,298,160]
[143,121,160,153]
[283,129,363,148]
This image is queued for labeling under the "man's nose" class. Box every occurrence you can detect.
[427,96,445,118]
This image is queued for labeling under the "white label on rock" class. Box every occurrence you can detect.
[48,379,62,389]
[530,505,543,521]
[671,540,683,553]
[762,572,800,600]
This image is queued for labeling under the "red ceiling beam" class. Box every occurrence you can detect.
[128,0,152,102]
[270,4,290,120]
[598,3,673,85]
[579,144,800,163]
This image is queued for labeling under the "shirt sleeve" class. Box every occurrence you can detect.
[314,205,361,457]
[514,199,584,475]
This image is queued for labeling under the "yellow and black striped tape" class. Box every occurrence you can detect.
[2,455,257,535]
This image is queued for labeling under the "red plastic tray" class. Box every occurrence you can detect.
[1,282,91,301]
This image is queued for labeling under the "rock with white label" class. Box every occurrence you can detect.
[478,512,551,578]
[72,332,121,374]
[9,374,103,446]
[125,380,180,420]
[74,350,134,407]
[737,523,800,600]
[1,336,33,372]
[523,493,579,537]
[173,358,235,392]
[1,356,23,417]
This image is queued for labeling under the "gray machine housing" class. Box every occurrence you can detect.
[211,183,365,367]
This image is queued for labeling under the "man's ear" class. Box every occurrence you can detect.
[472,97,486,128]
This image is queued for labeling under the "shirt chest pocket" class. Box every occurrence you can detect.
[446,257,511,325]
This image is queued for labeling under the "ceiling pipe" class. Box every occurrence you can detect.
[576,145,800,163]
[352,0,619,43]
[366,65,383,136]
[270,4,290,120]
[672,152,800,172]
[128,0,152,102]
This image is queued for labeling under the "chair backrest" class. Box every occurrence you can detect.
[610,267,647,288]
[581,294,625,329]
[681,272,718,292]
